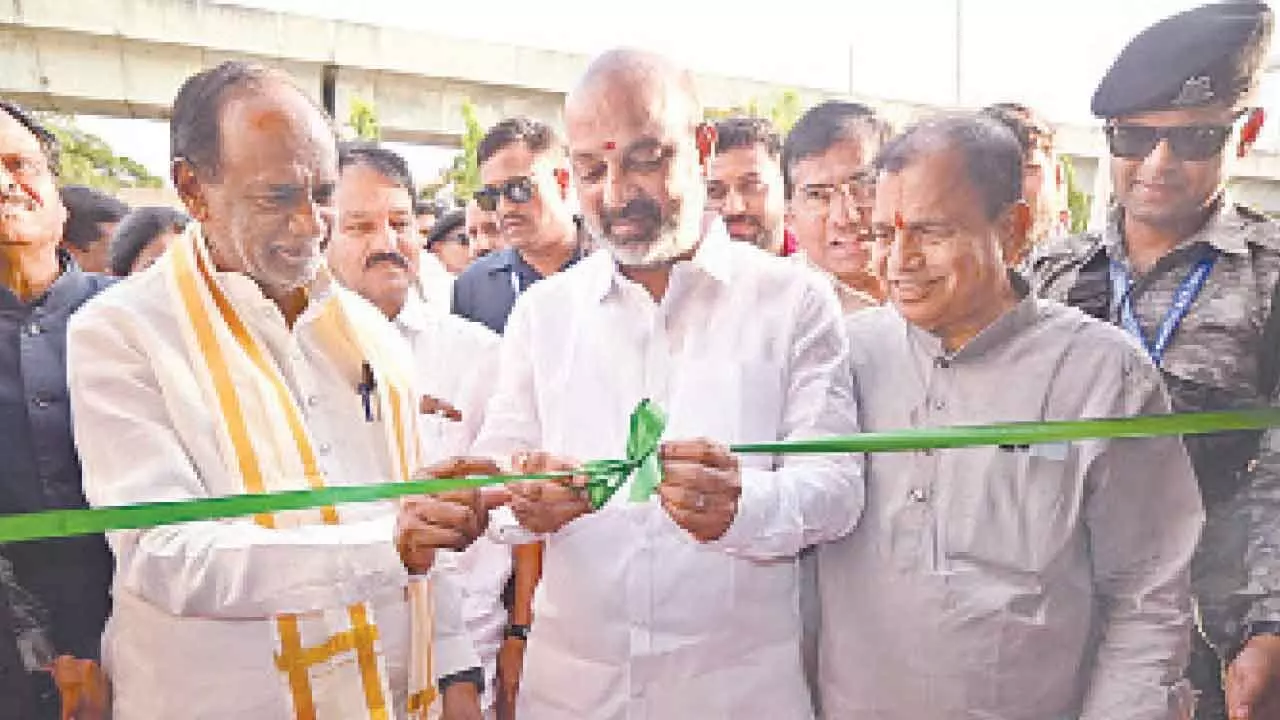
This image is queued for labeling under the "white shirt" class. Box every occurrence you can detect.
[66,266,477,719]
[418,252,456,309]
[394,291,511,713]
[475,225,863,720]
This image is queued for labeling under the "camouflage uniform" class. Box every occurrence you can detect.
[1032,199,1280,716]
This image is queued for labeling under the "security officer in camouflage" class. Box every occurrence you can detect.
[1031,3,1280,718]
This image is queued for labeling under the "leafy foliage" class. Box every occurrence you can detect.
[1061,156,1091,234]
[38,114,162,191]
[704,90,804,135]
[443,100,484,202]
[348,97,381,141]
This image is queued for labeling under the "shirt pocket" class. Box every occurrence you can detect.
[943,445,1080,576]
[668,359,784,471]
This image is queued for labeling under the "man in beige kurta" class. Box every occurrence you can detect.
[817,114,1203,719]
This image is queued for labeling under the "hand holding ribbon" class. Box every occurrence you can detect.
[395,456,506,573]
[508,453,593,534]
[657,439,742,542]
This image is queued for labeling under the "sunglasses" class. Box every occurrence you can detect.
[474,176,534,212]
[1104,123,1234,161]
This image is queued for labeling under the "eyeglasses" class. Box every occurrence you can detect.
[795,173,875,214]
[1104,123,1234,161]
[474,176,534,212]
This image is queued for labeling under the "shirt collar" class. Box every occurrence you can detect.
[901,271,1037,362]
[1104,194,1249,260]
[393,285,428,335]
[588,217,736,303]
[0,249,94,313]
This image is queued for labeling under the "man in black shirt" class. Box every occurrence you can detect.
[0,99,113,719]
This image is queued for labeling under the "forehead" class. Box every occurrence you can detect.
[480,142,555,183]
[1115,105,1236,126]
[216,83,336,177]
[709,145,779,179]
[788,137,876,185]
[872,148,983,222]
[565,82,692,152]
[0,111,45,156]
[336,163,412,209]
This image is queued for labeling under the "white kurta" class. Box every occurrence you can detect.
[475,225,864,720]
[66,265,478,719]
[394,292,511,714]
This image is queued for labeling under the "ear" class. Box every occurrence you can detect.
[1238,107,1266,159]
[695,123,717,171]
[999,200,1032,267]
[172,158,208,223]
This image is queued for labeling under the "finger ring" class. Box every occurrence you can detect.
[694,492,707,511]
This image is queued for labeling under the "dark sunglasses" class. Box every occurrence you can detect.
[1104,123,1234,161]
[474,176,534,212]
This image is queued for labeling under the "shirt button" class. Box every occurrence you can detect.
[25,322,42,336]
[931,399,946,411]
[306,395,320,408]
[317,443,332,456]
[30,394,52,410]
[908,488,928,503]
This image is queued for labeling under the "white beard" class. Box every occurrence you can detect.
[600,208,704,269]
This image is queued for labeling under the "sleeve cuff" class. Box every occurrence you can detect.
[486,506,542,546]
[707,468,778,556]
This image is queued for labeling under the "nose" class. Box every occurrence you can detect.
[724,187,747,215]
[1140,137,1179,175]
[884,227,925,273]
[371,222,399,252]
[0,163,17,194]
[602,164,630,211]
[828,187,858,226]
[289,197,328,240]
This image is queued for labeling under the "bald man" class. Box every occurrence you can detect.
[447,48,861,719]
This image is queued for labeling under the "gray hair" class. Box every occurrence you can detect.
[875,113,1023,220]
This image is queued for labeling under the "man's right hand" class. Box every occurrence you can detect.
[508,452,592,535]
[396,457,507,573]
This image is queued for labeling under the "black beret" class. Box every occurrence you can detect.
[1092,1,1274,118]
[425,210,466,248]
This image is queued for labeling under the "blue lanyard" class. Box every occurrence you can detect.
[1109,250,1217,367]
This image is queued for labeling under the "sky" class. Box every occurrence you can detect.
[77,0,1280,186]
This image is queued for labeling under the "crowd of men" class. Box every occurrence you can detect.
[3,1,1280,718]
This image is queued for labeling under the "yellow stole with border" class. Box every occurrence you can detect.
[162,225,439,719]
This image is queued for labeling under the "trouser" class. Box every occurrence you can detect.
[1190,628,1227,720]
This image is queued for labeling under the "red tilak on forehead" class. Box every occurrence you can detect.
[894,211,905,230]
[603,141,616,151]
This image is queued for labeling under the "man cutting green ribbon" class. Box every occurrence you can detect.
[397,48,865,720]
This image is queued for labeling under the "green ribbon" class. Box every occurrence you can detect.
[2,403,1278,545]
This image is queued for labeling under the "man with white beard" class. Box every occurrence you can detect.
[407,47,863,719]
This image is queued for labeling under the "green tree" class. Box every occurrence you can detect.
[1061,156,1091,234]
[348,97,381,141]
[444,100,484,201]
[703,91,803,135]
[38,115,162,192]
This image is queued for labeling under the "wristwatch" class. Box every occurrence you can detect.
[1232,621,1280,661]
[1244,621,1280,643]
[504,623,530,641]
[438,666,484,694]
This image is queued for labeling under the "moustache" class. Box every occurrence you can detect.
[365,251,409,271]
[723,214,763,229]
[602,198,662,233]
